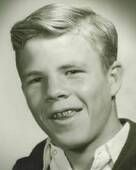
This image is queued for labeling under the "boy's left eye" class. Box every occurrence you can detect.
[65,70,84,76]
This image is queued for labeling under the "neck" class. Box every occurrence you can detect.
[64,101,122,170]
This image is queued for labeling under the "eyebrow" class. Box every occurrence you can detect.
[59,63,87,70]
[22,71,43,80]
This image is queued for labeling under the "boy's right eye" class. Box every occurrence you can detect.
[28,77,43,84]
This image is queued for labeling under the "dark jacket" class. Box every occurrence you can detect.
[13,119,136,170]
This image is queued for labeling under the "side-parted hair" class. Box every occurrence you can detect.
[10,3,118,70]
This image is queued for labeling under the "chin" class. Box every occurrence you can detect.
[49,133,92,151]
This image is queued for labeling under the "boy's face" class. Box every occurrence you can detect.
[17,33,115,149]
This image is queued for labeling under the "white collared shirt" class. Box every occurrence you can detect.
[43,122,130,170]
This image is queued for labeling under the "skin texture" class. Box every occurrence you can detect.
[17,33,122,170]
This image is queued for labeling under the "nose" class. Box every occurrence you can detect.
[43,75,70,102]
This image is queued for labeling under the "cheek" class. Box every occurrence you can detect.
[23,86,43,112]
[88,83,112,124]
[73,77,111,114]
[24,89,48,129]
[69,77,100,103]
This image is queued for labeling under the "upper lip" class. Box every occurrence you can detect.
[47,107,82,119]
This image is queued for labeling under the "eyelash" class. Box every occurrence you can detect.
[28,77,43,84]
[65,69,84,76]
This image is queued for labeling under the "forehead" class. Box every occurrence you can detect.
[17,33,103,74]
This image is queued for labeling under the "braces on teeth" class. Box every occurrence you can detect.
[52,110,76,119]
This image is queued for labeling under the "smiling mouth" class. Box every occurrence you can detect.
[50,108,82,120]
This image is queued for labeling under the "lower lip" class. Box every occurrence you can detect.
[50,110,82,125]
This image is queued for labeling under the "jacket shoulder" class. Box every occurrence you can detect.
[12,139,46,170]
[113,119,136,170]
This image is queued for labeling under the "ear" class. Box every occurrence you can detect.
[108,61,123,97]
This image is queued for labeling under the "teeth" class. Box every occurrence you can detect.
[53,114,57,118]
[62,112,66,116]
[68,110,72,114]
[58,113,62,118]
[52,110,76,119]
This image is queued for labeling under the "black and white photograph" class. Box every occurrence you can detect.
[0,0,136,170]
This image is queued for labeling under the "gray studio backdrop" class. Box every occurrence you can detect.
[0,0,136,170]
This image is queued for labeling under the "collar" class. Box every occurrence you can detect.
[43,122,130,170]
[91,122,130,169]
[106,122,130,163]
